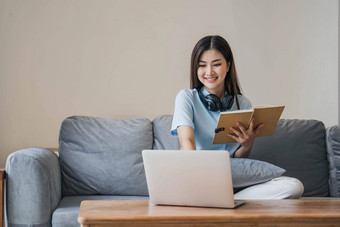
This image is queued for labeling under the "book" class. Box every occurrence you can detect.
[213,105,285,144]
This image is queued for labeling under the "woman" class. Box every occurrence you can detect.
[171,35,304,199]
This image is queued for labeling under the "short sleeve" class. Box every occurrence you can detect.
[171,89,195,136]
[237,94,252,110]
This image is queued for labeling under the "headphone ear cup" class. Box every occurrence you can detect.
[221,94,234,111]
[205,94,221,111]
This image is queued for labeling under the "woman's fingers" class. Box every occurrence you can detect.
[236,122,247,135]
[249,118,255,130]
[229,126,242,137]
[227,133,239,142]
[254,123,265,135]
[249,118,265,135]
[229,123,247,143]
[228,121,264,143]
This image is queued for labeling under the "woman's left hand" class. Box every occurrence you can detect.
[227,118,264,157]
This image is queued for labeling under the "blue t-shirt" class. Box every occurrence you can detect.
[171,88,252,157]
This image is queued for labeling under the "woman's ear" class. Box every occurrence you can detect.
[226,61,231,72]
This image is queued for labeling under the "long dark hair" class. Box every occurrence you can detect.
[190,35,242,109]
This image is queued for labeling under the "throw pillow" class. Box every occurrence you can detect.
[231,158,286,188]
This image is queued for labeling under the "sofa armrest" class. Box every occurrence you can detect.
[6,148,61,226]
[1,168,5,227]
[326,125,340,197]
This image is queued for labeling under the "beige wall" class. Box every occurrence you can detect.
[232,0,338,125]
[0,0,338,168]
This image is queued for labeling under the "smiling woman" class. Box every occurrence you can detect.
[170,35,304,200]
[172,35,252,155]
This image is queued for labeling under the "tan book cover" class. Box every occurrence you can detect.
[213,105,285,144]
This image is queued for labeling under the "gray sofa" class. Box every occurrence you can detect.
[4,115,340,227]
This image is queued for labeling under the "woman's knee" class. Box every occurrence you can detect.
[271,176,304,199]
[234,176,304,200]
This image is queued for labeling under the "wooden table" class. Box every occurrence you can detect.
[78,199,340,226]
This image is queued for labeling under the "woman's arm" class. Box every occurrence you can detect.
[227,118,264,158]
[177,125,196,150]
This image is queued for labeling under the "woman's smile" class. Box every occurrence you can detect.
[203,76,218,82]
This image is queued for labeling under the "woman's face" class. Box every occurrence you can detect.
[197,49,230,96]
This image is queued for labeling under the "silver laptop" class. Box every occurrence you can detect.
[142,150,245,208]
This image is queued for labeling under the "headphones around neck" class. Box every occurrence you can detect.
[197,87,234,112]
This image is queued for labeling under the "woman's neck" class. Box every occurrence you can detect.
[205,86,225,101]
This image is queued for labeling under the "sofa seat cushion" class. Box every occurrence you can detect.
[59,116,152,196]
[52,195,149,227]
[249,119,329,197]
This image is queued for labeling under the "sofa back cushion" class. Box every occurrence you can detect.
[59,116,152,196]
[249,119,329,197]
[152,115,180,150]
[326,125,340,197]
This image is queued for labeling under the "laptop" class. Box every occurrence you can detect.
[142,150,245,208]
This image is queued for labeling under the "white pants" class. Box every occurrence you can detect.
[234,176,304,200]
